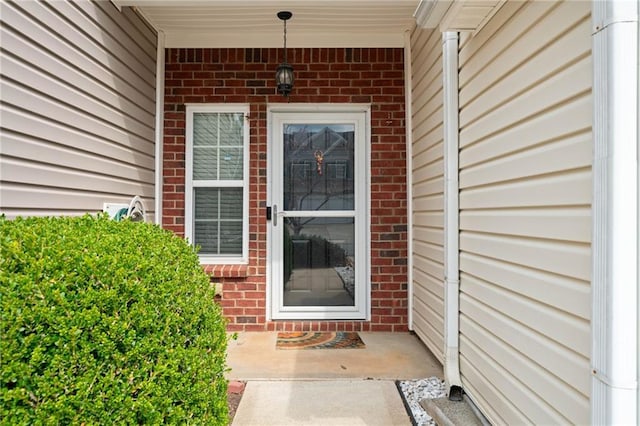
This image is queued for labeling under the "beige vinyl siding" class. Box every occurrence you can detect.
[457,1,592,424]
[0,0,156,218]
[410,25,445,363]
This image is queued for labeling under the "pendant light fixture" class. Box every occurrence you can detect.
[275,11,293,97]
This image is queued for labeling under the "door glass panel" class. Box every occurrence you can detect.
[283,217,355,307]
[283,124,355,211]
[281,123,357,308]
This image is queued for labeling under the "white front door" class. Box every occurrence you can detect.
[268,107,369,320]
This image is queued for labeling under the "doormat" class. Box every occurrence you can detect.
[276,332,365,350]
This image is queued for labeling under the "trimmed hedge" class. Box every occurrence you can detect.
[1,215,228,424]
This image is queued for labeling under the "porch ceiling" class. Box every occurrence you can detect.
[113,0,421,48]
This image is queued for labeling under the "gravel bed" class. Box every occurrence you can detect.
[398,377,447,426]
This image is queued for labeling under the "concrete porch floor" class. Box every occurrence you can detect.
[227,331,443,380]
[227,332,443,425]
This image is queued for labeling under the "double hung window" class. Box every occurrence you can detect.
[185,105,249,264]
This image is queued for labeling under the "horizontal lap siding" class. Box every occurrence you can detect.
[410,26,445,362]
[0,1,156,218]
[457,1,592,424]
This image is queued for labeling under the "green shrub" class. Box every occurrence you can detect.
[0,215,228,425]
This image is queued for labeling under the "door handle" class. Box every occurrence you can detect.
[272,204,278,226]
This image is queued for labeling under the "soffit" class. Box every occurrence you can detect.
[113,0,420,48]
[415,0,505,32]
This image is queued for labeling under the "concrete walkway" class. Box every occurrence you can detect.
[227,332,443,425]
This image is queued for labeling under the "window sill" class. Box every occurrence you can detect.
[202,264,249,278]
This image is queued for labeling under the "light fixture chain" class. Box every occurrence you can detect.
[283,19,287,63]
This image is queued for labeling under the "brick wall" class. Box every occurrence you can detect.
[163,48,408,332]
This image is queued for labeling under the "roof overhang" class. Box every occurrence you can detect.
[414,0,505,32]
[113,0,419,48]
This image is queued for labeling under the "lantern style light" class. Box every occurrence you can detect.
[275,11,294,97]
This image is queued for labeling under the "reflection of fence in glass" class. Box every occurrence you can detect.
[283,217,355,262]
[283,224,356,303]
[289,235,347,269]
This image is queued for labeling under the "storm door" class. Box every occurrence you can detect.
[269,109,369,320]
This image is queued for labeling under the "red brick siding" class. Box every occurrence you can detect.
[163,48,407,332]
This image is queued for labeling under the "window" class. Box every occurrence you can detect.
[185,105,249,264]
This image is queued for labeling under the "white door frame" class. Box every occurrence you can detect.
[266,104,371,320]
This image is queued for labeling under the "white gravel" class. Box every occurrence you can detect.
[398,377,447,426]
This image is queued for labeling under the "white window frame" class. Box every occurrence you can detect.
[185,104,250,264]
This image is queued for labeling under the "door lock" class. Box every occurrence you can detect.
[266,205,278,226]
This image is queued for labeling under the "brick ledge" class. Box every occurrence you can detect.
[203,264,249,278]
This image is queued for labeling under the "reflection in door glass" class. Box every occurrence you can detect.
[282,217,355,307]
[283,124,355,211]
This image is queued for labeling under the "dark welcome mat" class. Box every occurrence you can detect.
[276,331,365,350]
